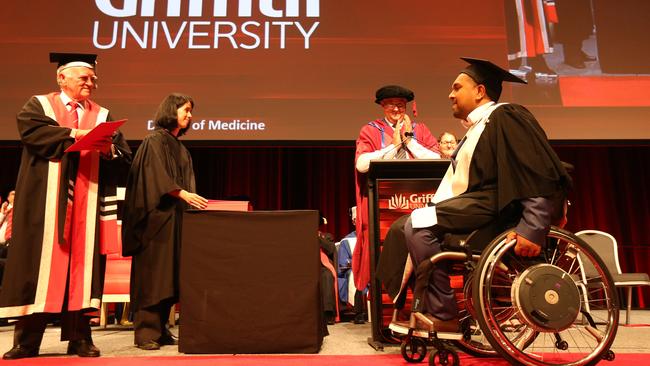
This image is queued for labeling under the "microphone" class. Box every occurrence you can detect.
[401,129,442,159]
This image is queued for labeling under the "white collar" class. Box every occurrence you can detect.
[383,118,397,128]
[465,101,495,126]
[59,91,85,110]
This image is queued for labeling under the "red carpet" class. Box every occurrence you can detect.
[0,353,646,366]
[558,76,650,106]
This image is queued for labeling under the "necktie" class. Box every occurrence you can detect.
[4,207,12,241]
[394,123,408,159]
[395,145,408,159]
[68,102,79,129]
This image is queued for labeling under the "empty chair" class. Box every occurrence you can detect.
[576,230,650,325]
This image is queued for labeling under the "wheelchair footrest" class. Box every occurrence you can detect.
[388,321,463,341]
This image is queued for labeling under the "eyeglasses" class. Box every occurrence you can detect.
[440,141,456,145]
[382,103,406,110]
[72,75,98,85]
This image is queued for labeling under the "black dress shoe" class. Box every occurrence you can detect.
[3,346,39,360]
[158,332,178,346]
[67,340,100,357]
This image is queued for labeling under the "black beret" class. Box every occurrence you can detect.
[374,85,414,104]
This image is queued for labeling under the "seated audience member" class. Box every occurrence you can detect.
[319,215,337,326]
[404,58,571,332]
[335,206,367,324]
[336,207,356,309]
[0,190,14,299]
[438,132,458,159]
[0,190,14,249]
[353,85,440,322]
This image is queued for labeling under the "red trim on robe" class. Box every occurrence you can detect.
[43,93,101,312]
[522,0,549,57]
[320,250,339,322]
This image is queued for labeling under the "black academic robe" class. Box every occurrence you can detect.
[0,95,131,318]
[381,104,571,318]
[435,103,571,232]
[121,129,196,311]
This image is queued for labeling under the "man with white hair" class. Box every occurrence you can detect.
[0,53,131,359]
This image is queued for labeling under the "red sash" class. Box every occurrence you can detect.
[43,92,102,311]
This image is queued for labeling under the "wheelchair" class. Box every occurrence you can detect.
[389,225,619,366]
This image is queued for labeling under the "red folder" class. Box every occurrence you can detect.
[203,200,252,211]
[65,119,126,152]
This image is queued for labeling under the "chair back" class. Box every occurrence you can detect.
[576,230,623,279]
[103,221,132,295]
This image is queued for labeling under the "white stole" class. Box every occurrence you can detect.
[411,103,505,228]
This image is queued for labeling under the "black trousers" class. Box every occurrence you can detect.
[12,311,92,350]
[134,298,174,345]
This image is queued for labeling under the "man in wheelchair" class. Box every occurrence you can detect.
[403,57,572,333]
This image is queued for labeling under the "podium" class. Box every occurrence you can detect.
[179,210,323,354]
[366,159,450,349]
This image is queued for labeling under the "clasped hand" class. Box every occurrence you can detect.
[392,115,414,147]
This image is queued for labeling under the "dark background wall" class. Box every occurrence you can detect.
[1,141,649,305]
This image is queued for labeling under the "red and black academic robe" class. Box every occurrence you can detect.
[352,119,438,291]
[505,0,552,60]
[0,93,131,318]
[121,129,196,311]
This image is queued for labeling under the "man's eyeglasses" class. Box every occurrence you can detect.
[440,141,456,145]
[72,75,98,85]
[382,103,406,110]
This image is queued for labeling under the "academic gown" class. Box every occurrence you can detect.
[353,119,437,292]
[403,104,571,318]
[0,95,131,318]
[122,129,196,311]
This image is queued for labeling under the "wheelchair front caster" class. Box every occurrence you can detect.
[555,340,569,350]
[401,337,427,363]
[429,348,459,366]
[602,350,615,361]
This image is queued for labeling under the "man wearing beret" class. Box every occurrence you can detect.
[351,85,440,321]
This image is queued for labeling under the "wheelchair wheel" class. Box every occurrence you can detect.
[401,337,427,363]
[472,227,619,366]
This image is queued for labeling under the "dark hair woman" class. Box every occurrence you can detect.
[121,93,207,350]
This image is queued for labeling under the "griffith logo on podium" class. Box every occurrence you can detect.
[388,194,409,210]
[387,193,435,210]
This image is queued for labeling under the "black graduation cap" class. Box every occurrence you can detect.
[374,85,415,104]
[49,52,97,72]
[460,57,526,101]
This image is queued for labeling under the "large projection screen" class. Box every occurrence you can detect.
[1,0,649,141]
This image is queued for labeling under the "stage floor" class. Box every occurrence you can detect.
[1,311,649,358]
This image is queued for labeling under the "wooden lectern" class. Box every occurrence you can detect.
[366,159,450,350]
